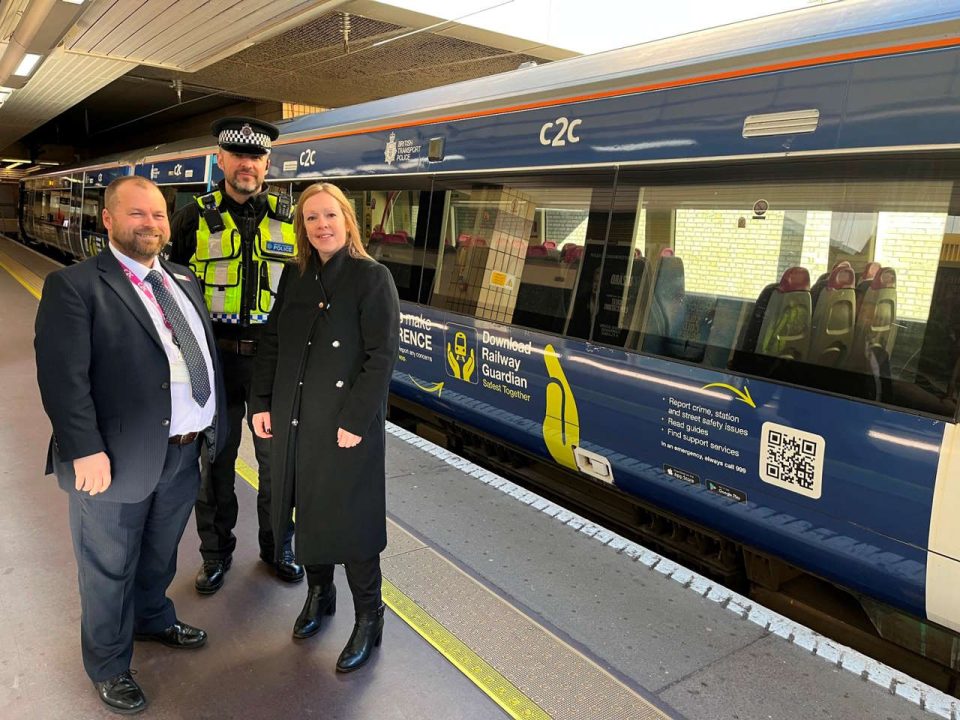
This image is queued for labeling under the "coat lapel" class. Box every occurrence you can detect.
[97,249,164,351]
[316,247,350,303]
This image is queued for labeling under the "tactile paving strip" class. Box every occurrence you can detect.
[382,522,672,720]
[0,245,43,299]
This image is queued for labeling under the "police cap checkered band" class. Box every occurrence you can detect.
[218,127,271,150]
[211,116,279,155]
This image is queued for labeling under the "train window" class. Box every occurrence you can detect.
[171,187,206,214]
[81,190,103,234]
[426,172,615,335]
[293,179,431,302]
[600,160,960,418]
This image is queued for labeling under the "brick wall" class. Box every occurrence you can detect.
[800,210,832,281]
[674,209,788,299]
[875,211,946,322]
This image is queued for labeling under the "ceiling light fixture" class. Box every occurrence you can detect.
[13,53,42,77]
[61,0,85,4]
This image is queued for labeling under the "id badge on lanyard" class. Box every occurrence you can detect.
[121,264,192,386]
[169,351,190,383]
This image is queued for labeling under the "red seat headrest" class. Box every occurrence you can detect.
[778,266,810,293]
[827,264,855,290]
[872,267,896,289]
[860,261,881,282]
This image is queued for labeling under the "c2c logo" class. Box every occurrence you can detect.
[539,117,582,147]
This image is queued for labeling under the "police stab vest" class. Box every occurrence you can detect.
[190,190,297,324]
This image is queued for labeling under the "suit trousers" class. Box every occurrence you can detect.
[195,350,293,560]
[68,439,201,682]
[305,556,382,615]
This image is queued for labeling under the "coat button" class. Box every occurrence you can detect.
[161,419,170,427]
[332,340,340,348]
[318,302,325,309]
[307,341,312,346]
[335,380,344,388]
[292,419,299,426]
[299,381,304,386]
[161,382,170,389]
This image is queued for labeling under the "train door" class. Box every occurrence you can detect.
[64,172,84,258]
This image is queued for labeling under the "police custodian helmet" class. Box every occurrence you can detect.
[212,116,279,156]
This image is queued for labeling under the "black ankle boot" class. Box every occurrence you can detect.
[292,584,336,639]
[336,603,384,672]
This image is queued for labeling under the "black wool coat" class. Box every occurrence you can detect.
[252,247,400,564]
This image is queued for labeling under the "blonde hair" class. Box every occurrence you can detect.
[295,182,371,273]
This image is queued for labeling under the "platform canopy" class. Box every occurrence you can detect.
[0,0,576,181]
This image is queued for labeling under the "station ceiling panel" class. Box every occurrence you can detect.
[64,0,344,72]
[133,10,554,108]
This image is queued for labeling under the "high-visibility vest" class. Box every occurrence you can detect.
[190,190,297,324]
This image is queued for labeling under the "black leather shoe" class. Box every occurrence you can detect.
[94,670,147,715]
[135,620,207,649]
[336,604,384,672]
[293,584,336,639]
[195,556,231,595]
[260,548,305,583]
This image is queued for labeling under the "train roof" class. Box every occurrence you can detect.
[29,0,960,174]
[268,0,960,141]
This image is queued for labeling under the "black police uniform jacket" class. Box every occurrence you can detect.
[252,247,400,564]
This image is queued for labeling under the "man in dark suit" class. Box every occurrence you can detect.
[35,175,227,714]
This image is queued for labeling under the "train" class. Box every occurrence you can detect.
[18,0,960,685]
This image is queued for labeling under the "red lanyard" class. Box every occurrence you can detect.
[120,264,175,334]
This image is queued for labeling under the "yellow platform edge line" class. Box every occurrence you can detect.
[236,457,548,719]
[235,458,260,491]
[0,252,42,300]
[381,578,551,720]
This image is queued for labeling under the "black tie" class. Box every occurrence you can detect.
[145,270,211,406]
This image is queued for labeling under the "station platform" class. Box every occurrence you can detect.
[0,234,954,719]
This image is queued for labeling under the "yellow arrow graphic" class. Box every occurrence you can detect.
[701,382,757,408]
[410,376,445,397]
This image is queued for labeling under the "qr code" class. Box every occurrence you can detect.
[759,421,824,499]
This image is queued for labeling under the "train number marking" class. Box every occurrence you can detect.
[539,117,582,147]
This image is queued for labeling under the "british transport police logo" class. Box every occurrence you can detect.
[384,132,398,165]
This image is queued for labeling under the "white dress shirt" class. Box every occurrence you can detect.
[110,244,216,435]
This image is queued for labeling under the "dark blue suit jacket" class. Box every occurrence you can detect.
[35,248,228,503]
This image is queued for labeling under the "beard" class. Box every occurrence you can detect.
[111,227,169,263]
[227,173,260,196]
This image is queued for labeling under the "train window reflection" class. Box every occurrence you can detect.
[600,163,960,418]
[291,182,427,302]
[428,173,615,337]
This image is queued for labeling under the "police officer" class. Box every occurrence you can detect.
[169,117,303,593]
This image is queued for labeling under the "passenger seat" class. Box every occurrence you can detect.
[848,266,898,372]
[740,266,812,360]
[808,262,856,367]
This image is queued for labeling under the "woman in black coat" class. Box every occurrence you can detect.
[251,182,399,672]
